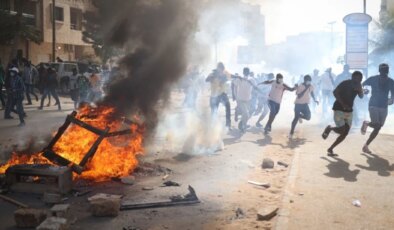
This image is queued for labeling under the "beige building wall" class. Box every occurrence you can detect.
[0,0,96,65]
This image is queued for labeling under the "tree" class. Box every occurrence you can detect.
[370,12,394,67]
[0,0,42,61]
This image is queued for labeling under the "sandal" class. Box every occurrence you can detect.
[327,149,338,157]
[322,125,331,140]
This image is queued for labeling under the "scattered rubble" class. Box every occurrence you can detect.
[235,208,245,219]
[0,194,28,208]
[134,162,172,176]
[36,217,68,230]
[277,161,289,168]
[14,208,47,228]
[89,197,121,217]
[50,204,70,218]
[257,207,279,221]
[43,192,62,204]
[121,186,200,210]
[262,158,275,169]
[120,176,136,185]
[142,187,154,191]
[352,199,361,207]
[162,181,180,187]
[248,180,271,189]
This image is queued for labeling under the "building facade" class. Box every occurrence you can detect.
[0,0,96,65]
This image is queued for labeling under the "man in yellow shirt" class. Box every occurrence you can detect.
[206,62,231,129]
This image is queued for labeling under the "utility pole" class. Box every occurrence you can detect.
[52,0,56,62]
[363,0,366,14]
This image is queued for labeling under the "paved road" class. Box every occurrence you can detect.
[276,125,394,230]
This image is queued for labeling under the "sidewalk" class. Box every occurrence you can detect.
[276,125,394,230]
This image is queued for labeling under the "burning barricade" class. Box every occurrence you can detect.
[0,105,145,193]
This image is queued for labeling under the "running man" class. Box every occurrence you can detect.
[255,73,274,128]
[322,71,364,157]
[360,63,394,153]
[259,73,297,134]
[206,62,232,129]
[289,75,319,138]
[232,67,256,133]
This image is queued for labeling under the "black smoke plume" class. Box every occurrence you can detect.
[94,0,199,129]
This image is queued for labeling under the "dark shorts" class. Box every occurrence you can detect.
[369,106,388,127]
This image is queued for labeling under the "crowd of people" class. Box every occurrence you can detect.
[204,62,394,156]
[0,55,108,127]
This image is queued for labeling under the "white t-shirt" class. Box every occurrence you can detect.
[234,76,255,101]
[295,84,314,104]
[268,82,286,104]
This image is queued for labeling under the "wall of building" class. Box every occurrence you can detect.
[0,0,97,65]
[42,0,94,46]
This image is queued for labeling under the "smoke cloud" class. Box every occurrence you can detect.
[97,0,199,129]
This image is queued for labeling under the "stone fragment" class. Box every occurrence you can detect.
[89,198,121,217]
[50,204,70,218]
[142,187,154,191]
[88,193,122,202]
[43,192,62,204]
[120,176,136,185]
[36,217,68,230]
[257,207,279,221]
[14,208,47,228]
[261,158,275,169]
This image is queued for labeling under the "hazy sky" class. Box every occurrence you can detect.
[244,0,381,44]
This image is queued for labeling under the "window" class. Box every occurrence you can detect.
[70,8,83,30]
[51,5,64,22]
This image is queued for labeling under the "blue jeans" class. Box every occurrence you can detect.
[290,103,311,134]
[265,100,280,131]
[14,97,25,123]
[25,84,38,104]
[40,88,60,109]
[210,93,231,127]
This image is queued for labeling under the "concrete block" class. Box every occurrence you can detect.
[14,208,47,228]
[89,198,121,217]
[36,217,68,230]
[50,204,70,218]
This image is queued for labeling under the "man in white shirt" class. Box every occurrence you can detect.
[320,67,336,115]
[289,75,319,138]
[233,67,256,132]
[259,73,297,134]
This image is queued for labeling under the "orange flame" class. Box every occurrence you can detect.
[0,105,144,182]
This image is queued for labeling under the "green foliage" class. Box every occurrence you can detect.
[0,9,42,45]
[370,12,394,65]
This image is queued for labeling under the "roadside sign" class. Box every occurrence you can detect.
[343,13,372,70]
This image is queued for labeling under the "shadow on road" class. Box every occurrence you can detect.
[355,152,394,177]
[281,138,308,150]
[321,156,360,182]
[255,134,272,147]
[223,129,242,146]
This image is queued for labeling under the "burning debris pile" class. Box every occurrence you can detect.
[1,0,199,181]
[0,105,144,181]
